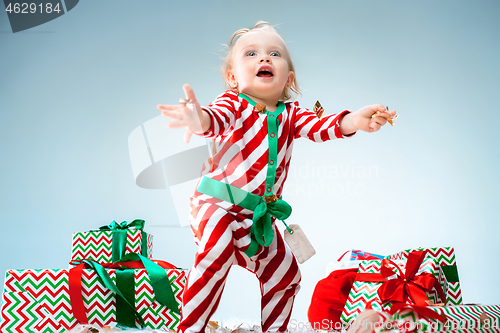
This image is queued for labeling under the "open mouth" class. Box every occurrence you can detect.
[257,69,274,77]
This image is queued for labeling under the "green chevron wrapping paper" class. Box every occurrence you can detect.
[387,247,462,306]
[349,304,500,332]
[0,268,185,332]
[423,304,500,332]
[380,304,500,332]
[71,228,153,264]
[341,256,443,325]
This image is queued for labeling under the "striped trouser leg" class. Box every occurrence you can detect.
[235,225,302,332]
[178,204,252,333]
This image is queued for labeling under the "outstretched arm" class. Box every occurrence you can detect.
[339,104,396,135]
[157,84,211,143]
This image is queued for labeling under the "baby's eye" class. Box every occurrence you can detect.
[270,51,280,57]
[246,51,256,56]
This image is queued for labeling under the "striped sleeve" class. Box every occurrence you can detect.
[196,91,238,138]
[292,101,355,142]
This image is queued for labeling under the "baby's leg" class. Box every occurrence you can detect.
[236,225,301,332]
[179,205,251,333]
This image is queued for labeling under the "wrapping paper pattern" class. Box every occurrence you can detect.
[387,247,462,305]
[388,304,500,332]
[351,305,500,332]
[70,228,153,263]
[341,256,443,325]
[0,268,185,332]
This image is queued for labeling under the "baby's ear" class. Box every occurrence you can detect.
[226,71,237,89]
[287,71,295,87]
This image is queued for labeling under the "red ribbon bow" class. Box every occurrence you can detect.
[357,251,446,306]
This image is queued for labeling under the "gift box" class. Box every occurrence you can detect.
[0,265,185,332]
[347,304,500,332]
[341,250,448,325]
[387,247,462,306]
[308,249,387,331]
[428,304,500,332]
[70,220,154,264]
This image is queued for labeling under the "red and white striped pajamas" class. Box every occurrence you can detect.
[178,91,350,333]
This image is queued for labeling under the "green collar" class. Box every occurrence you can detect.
[239,93,285,117]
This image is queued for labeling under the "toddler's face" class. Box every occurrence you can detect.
[229,30,294,104]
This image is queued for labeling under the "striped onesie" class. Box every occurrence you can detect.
[178,90,351,333]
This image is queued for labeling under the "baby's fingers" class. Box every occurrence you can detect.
[371,108,398,126]
[161,109,183,120]
[372,112,390,120]
[369,121,382,132]
[157,104,184,111]
[183,128,193,143]
[182,84,198,104]
[166,120,187,129]
[371,115,388,126]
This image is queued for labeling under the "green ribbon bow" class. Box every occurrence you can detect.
[246,197,292,256]
[198,177,292,257]
[100,219,145,231]
[99,219,147,262]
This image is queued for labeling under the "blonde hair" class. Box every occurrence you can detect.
[222,21,300,101]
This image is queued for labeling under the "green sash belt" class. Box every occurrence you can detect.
[198,176,292,257]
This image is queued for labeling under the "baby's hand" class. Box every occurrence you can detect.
[157,84,208,143]
[354,104,397,133]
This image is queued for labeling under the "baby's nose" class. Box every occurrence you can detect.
[259,56,271,63]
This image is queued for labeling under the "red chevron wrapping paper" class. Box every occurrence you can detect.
[70,228,153,264]
[350,304,500,332]
[387,247,462,306]
[424,304,500,332]
[341,256,443,325]
[0,268,185,332]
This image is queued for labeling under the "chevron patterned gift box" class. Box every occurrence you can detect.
[348,304,500,332]
[414,304,500,332]
[382,304,499,332]
[0,267,186,332]
[426,304,500,332]
[387,247,462,306]
[341,250,447,325]
[71,220,154,264]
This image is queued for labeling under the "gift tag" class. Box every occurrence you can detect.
[283,224,316,264]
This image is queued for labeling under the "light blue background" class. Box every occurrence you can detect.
[1,0,499,325]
